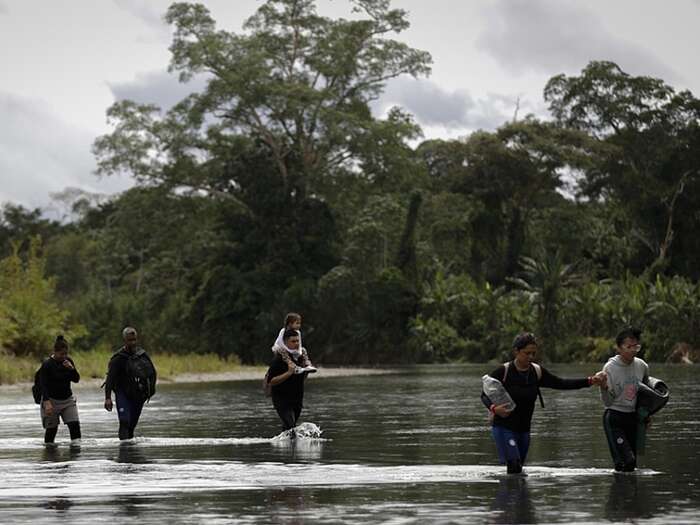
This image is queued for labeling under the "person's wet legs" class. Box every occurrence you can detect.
[44,426,58,444]
[116,391,145,440]
[492,426,529,474]
[604,410,637,472]
[275,404,297,431]
[67,421,81,441]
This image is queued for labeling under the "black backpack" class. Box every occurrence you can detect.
[31,361,45,404]
[125,348,157,401]
[107,348,157,401]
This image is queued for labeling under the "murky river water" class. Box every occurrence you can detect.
[1,364,698,523]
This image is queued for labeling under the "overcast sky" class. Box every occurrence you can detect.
[1,0,699,212]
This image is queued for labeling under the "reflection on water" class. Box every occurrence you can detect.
[116,442,150,464]
[490,478,536,524]
[605,474,655,522]
[44,498,73,512]
[0,364,698,524]
[41,443,81,463]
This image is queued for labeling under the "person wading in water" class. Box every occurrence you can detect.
[481,332,605,474]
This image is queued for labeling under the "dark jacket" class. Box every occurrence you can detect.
[104,346,155,400]
[481,361,589,432]
[266,352,307,405]
[39,357,80,401]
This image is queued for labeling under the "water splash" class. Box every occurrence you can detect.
[270,422,325,442]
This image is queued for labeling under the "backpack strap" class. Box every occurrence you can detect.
[532,362,542,380]
[532,363,545,408]
[504,361,545,408]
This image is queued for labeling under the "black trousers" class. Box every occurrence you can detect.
[603,409,638,471]
[273,399,302,431]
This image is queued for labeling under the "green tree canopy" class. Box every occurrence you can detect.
[545,61,700,276]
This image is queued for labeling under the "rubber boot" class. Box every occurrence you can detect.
[68,421,81,441]
[44,427,58,444]
[506,460,523,474]
[119,421,130,440]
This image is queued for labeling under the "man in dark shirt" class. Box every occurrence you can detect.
[266,329,309,433]
[38,335,81,444]
[104,326,157,440]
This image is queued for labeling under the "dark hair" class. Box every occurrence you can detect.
[54,335,69,351]
[615,326,642,347]
[512,332,537,351]
[283,328,300,342]
[284,312,302,327]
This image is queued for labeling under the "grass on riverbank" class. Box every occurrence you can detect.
[1,349,245,386]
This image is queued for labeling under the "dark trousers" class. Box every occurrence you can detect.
[492,425,530,474]
[116,390,145,440]
[44,422,81,443]
[273,399,302,431]
[604,409,638,471]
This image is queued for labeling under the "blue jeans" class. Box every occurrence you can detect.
[115,390,144,440]
[492,426,530,469]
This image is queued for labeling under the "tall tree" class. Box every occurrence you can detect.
[94,0,430,206]
[545,61,700,277]
[92,0,431,361]
[417,119,591,283]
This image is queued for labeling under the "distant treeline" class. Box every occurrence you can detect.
[2,1,700,364]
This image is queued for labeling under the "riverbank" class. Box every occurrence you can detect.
[0,349,246,387]
[0,366,398,392]
[0,348,398,390]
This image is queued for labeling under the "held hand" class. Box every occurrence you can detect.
[589,371,604,386]
[104,398,113,412]
[593,371,608,389]
[43,400,54,416]
[493,403,512,418]
[62,360,74,369]
[287,361,296,373]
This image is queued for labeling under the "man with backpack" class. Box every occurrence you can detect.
[35,335,81,445]
[480,332,605,474]
[104,326,157,440]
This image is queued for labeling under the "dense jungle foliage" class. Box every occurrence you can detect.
[2,0,700,364]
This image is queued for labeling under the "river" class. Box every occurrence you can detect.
[1,364,698,523]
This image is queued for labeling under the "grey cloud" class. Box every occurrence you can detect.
[0,1,7,14]
[477,0,678,82]
[108,69,209,110]
[113,0,171,40]
[0,92,132,211]
[110,70,541,137]
[375,77,545,132]
[113,0,167,28]
[377,77,475,128]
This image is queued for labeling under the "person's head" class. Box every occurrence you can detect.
[615,326,642,363]
[283,328,300,350]
[284,313,302,331]
[122,326,138,349]
[52,335,69,361]
[512,332,538,366]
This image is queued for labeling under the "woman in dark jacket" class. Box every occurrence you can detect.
[38,335,81,444]
[481,332,604,474]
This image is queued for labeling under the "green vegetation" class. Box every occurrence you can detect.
[1,1,699,366]
[0,348,244,386]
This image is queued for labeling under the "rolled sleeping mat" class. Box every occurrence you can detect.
[636,376,669,417]
[635,376,669,455]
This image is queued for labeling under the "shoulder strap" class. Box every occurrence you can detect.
[501,362,510,383]
[532,363,545,408]
[532,362,542,380]
[504,361,544,407]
